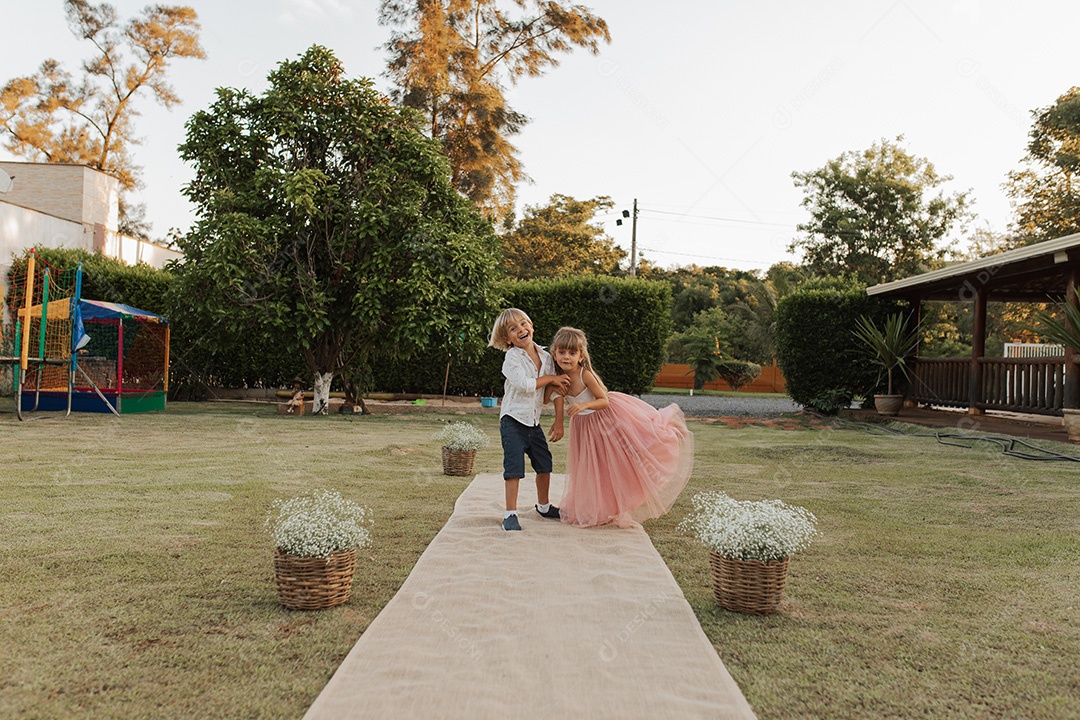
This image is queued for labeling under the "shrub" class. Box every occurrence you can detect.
[372,276,672,395]
[715,359,761,392]
[774,277,901,412]
[7,247,173,312]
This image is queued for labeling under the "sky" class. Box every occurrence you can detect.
[3,0,1079,274]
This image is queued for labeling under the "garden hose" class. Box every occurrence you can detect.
[814,412,1080,463]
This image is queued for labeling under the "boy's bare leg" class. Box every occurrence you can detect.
[535,473,551,506]
[505,479,520,512]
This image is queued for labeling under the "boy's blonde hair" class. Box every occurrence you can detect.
[488,308,532,351]
[551,326,606,389]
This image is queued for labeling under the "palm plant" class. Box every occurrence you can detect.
[853,313,920,396]
[727,279,778,363]
[1034,297,1080,354]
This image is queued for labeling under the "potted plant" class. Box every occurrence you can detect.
[679,490,818,615]
[434,421,489,476]
[264,489,373,610]
[853,312,920,415]
[1034,297,1080,440]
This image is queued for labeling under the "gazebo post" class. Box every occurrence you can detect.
[1065,267,1080,410]
[968,285,987,416]
[908,295,923,408]
[912,296,924,354]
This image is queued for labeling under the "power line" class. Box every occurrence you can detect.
[637,247,774,267]
[636,215,789,232]
[639,207,793,229]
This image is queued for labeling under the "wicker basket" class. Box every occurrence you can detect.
[708,551,789,615]
[441,447,477,476]
[273,548,357,610]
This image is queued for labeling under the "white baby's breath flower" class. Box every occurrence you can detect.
[265,489,373,558]
[434,421,490,451]
[679,491,818,562]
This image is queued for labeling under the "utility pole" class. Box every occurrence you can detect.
[617,198,639,275]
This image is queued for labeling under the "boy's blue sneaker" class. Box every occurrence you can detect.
[535,504,561,519]
[502,514,522,531]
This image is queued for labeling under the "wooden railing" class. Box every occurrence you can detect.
[910,358,969,408]
[911,356,1066,416]
[979,358,1064,414]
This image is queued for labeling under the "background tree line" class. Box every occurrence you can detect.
[6,2,1080,405]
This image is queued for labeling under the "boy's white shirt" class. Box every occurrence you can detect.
[500,344,554,426]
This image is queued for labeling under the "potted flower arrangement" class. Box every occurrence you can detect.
[434,421,489,476]
[853,312,920,416]
[264,489,373,610]
[679,491,818,615]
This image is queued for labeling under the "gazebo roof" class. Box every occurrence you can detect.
[866,232,1080,302]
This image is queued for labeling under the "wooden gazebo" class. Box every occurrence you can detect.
[866,233,1080,416]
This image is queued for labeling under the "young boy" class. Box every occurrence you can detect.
[488,308,569,531]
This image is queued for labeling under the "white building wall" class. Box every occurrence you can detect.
[0,202,95,312]
[0,160,181,286]
[99,226,181,268]
[1,195,181,328]
[1,162,181,393]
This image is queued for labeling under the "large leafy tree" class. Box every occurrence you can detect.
[171,45,500,414]
[790,137,971,286]
[501,193,625,277]
[379,0,609,219]
[1006,86,1080,244]
[649,265,761,330]
[0,0,205,237]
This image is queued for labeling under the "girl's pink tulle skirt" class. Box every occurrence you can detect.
[560,393,694,528]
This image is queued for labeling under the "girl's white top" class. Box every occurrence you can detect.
[563,368,597,416]
[500,345,555,426]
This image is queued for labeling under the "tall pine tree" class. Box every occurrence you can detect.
[380,0,609,219]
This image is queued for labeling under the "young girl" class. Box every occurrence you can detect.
[546,327,694,528]
[286,377,306,415]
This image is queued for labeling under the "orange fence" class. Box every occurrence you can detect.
[652,362,787,393]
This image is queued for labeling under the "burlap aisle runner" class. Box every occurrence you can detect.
[304,474,756,720]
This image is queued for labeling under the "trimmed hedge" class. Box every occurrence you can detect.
[5,252,670,396]
[3,247,303,395]
[372,276,672,395]
[7,247,172,313]
[775,278,902,412]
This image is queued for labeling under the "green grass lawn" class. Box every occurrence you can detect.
[2,402,1078,718]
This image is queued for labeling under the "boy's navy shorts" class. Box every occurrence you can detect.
[499,415,553,480]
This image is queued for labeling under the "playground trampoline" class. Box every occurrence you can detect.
[2,250,170,419]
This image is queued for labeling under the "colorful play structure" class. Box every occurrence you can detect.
[1,250,170,420]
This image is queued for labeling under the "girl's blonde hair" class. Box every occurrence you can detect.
[488,308,532,351]
[551,326,606,389]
